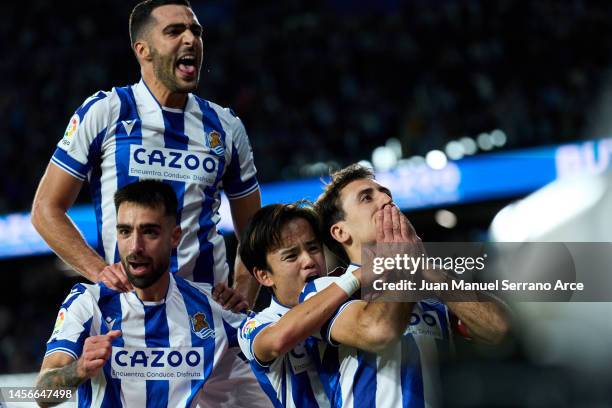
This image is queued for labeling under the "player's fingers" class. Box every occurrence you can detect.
[399,213,416,242]
[112,263,133,292]
[83,347,110,363]
[230,300,249,313]
[399,214,410,241]
[223,291,245,311]
[99,269,124,291]
[107,330,122,340]
[375,210,384,242]
[106,265,131,292]
[84,335,104,348]
[212,283,227,301]
[391,206,401,241]
[85,358,107,375]
[382,205,393,241]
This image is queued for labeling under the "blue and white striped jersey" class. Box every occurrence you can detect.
[46,274,248,407]
[51,79,259,285]
[238,297,330,408]
[300,275,453,408]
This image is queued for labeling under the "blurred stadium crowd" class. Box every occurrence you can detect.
[2,0,611,213]
[2,0,612,380]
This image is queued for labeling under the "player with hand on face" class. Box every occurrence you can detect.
[237,202,419,407]
[307,163,510,407]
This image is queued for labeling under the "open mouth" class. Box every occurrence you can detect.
[128,260,150,274]
[176,55,197,77]
[305,273,319,283]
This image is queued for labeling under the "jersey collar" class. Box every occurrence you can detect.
[269,295,291,314]
[136,78,193,112]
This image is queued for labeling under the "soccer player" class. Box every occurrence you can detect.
[30,0,260,308]
[36,180,268,407]
[237,202,417,407]
[308,163,510,407]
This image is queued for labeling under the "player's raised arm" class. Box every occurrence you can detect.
[325,205,416,353]
[31,164,133,291]
[251,267,361,363]
[229,188,262,308]
[426,270,511,344]
[31,163,105,283]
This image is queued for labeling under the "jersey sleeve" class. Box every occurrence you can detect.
[45,284,97,360]
[51,91,110,181]
[237,311,276,367]
[222,116,259,200]
[298,276,359,346]
[219,308,248,349]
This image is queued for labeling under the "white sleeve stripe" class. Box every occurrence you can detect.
[44,348,79,360]
[226,183,260,200]
[50,158,86,180]
[326,299,361,346]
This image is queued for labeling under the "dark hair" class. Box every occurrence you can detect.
[240,202,321,275]
[315,163,375,264]
[114,179,178,221]
[129,0,192,44]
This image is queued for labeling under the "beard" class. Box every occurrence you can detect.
[150,46,200,93]
[122,255,169,289]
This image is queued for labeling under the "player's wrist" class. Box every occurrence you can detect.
[74,358,89,380]
[335,268,360,297]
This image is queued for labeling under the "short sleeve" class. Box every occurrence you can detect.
[51,91,110,181]
[298,277,358,346]
[222,116,259,200]
[45,284,97,360]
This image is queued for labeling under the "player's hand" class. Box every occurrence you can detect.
[212,283,249,312]
[77,330,121,379]
[376,204,419,244]
[373,204,425,285]
[98,262,133,292]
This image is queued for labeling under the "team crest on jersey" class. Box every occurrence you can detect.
[190,312,215,340]
[206,130,224,156]
[51,308,67,337]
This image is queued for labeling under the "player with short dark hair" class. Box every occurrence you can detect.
[237,202,417,407]
[307,163,510,407]
[36,180,268,407]
[315,163,375,264]
[129,0,193,46]
[31,0,260,310]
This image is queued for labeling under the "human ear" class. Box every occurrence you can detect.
[330,221,351,246]
[253,267,274,288]
[134,40,152,62]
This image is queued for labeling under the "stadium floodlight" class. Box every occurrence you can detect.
[490,129,507,147]
[358,159,374,170]
[425,150,447,170]
[372,146,397,171]
[459,137,478,155]
[445,140,465,160]
[477,132,494,151]
[435,209,457,229]
[385,137,403,159]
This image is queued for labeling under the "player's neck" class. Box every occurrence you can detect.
[346,244,362,265]
[135,272,170,302]
[142,73,187,109]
